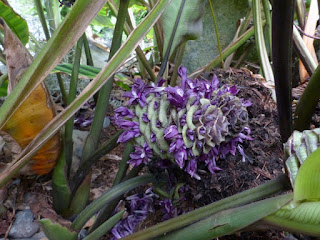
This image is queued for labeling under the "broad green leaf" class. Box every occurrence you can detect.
[0,0,172,188]
[40,219,77,240]
[156,194,292,240]
[182,0,249,72]
[294,147,320,202]
[264,201,320,236]
[0,1,29,45]
[52,148,72,214]
[161,0,205,58]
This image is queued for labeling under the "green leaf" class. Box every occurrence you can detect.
[294,147,320,202]
[52,63,130,90]
[157,194,292,240]
[40,219,77,240]
[0,1,29,45]
[64,173,91,217]
[83,210,125,240]
[71,174,155,230]
[161,0,205,58]
[264,201,320,236]
[52,148,72,214]
[0,79,8,97]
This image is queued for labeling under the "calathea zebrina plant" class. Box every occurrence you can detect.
[114,66,252,179]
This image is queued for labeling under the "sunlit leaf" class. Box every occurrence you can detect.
[264,201,320,236]
[0,0,29,45]
[294,147,320,202]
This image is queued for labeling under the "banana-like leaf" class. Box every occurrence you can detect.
[0,0,172,188]
[294,147,320,202]
[0,1,29,45]
[263,201,320,236]
[161,0,205,58]
[2,19,60,176]
[158,194,292,240]
[40,219,77,240]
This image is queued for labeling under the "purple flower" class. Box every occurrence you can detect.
[117,130,140,143]
[142,113,149,123]
[128,143,153,167]
[164,125,179,140]
[228,85,239,95]
[178,65,188,90]
[175,148,187,168]
[115,119,138,130]
[242,100,252,107]
[123,78,147,107]
[114,107,135,119]
[237,145,246,162]
[186,159,200,179]
[166,86,185,108]
[206,158,222,174]
[187,129,194,141]
[169,138,184,153]
[111,188,155,240]
[158,199,176,221]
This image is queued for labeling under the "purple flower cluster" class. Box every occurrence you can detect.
[111,188,155,239]
[113,66,252,179]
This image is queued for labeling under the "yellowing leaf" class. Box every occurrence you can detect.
[1,19,60,175]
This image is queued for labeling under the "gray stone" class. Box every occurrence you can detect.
[9,210,39,239]
[14,231,47,240]
[72,130,90,158]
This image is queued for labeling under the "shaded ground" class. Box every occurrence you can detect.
[0,68,308,239]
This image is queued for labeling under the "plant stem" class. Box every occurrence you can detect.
[262,0,272,58]
[292,26,317,76]
[109,0,157,81]
[296,0,306,29]
[272,0,295,142]
[189,25,256,78]
[170,42,186,86]
[83,33,94,66]
[209,0,224,68]
[294,63,320,131]
[0,73,8,86]
[33,0,51,40]
[148,0,164,60]
[56,73,68,104]
[33,0,67,104]
[64,34,84,177]
[71,174,155,231]
[113,143,134,186]
[124,174,290,240]
[81,0,129,165]
[157,0,186,79]
[252,0,274,84]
